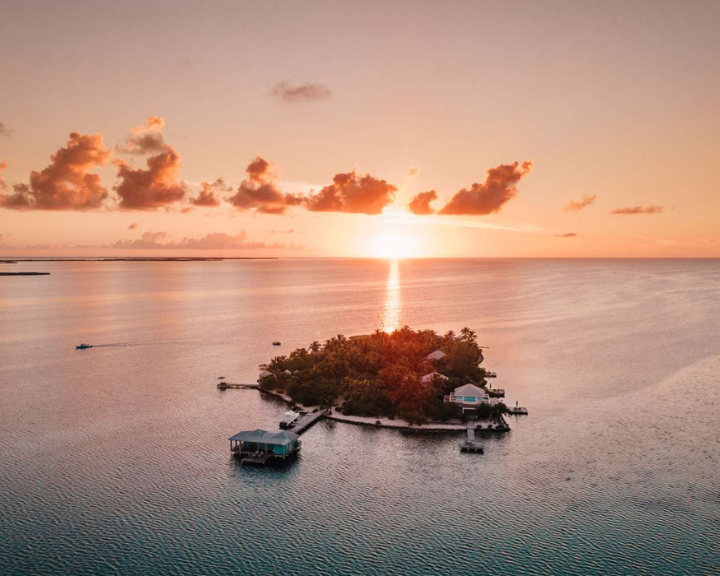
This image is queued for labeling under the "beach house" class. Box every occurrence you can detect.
[444,383,490,412]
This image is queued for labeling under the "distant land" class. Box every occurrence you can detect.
[0,272,51,276]
[0,257,278,263]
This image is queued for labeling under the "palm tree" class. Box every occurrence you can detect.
[460,327,477,342]
[309,340,321,353]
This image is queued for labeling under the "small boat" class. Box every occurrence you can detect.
[272,341,281,346]
[280,410,300,429]
[76,343,93,350]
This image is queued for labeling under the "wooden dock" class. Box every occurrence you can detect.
[217,382,259,390]
[508,406,528,415]
[460,418,484,453]
[292,409,330,435]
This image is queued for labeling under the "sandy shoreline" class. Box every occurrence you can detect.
[258,387,510,432]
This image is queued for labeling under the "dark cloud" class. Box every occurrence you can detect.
[117,117,167,155]
[271,81,332,102]
[128,223,139,230]
[0,133,111,210]
[611,205,663,215]
[565,194,596,212]
[0,122,11,138]
[226,157,303,215]
[437,161,533,215]
[555,232,578,237]
[408,190,438,215]
[190,178,231,208]
[111,230,295,250]
[305,171,397,215]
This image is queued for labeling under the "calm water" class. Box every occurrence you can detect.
[0,258,718,575]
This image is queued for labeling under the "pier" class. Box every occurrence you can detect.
[291,409,330,435]
[508,406,528,415]
[459,418,484,453]
[217,382,259,390]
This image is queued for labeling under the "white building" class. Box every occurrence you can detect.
[421,372,449,384]
[444,383,490,412]
[426,349,446,361]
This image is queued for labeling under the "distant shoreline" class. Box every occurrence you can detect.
[0,272,51,276]
[0,257,278,263]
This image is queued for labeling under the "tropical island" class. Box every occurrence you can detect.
[258,326,510,427]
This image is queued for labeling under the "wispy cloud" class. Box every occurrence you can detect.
[564,194,596,211]
[270,81,332,103]
[611,205,663,215]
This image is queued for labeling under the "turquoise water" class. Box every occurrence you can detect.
[0,259,718,574]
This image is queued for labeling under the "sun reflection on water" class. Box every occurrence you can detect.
[382,259,401,332]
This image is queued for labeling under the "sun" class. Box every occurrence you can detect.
[369,229,417,258]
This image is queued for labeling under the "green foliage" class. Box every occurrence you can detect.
[262,326,487,421]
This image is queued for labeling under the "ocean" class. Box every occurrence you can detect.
[0,258,718,575]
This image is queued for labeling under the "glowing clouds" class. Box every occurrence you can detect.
[270,81,332,102]
[305,172,397,215]
[190,178,230,207]
[438,161,533,215]
[611,205,663,214]
[565,194,596,211]
[111,230,295,250]
[227,157,303,215]
[114,117,187,210]
[408,190,438,215]
[0,133,111,210]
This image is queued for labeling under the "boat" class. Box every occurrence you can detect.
[279,410,300,429]
[273,341,281,346]
[76,343,93,350]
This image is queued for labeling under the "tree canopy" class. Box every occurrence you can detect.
[259,326,494,423]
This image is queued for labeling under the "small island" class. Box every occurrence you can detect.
[258,326,510,429]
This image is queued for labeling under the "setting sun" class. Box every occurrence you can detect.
[369,229,417,258]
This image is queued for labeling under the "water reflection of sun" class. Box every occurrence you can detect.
[370,230,417,259]
[383,259,401,332]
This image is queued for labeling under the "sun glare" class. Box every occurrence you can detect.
[370,230,417,258]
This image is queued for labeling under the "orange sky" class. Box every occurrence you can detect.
[1,0,719,258]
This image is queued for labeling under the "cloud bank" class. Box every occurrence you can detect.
[111,230,296,250]
[190,178,230,207]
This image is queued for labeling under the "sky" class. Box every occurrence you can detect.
[0,0,719,258]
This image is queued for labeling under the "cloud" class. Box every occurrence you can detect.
[305,171,397,215]
[0,133,111,210]
[408,190,438,215]
[436,161,533,215]
[555,232,578,237]
[270,81,332,102]
[270,229,294,234]
[407,167,419,178]
[564,194,596,212]
[227,157,304,215]
[611,205,663,215]
[0,161,7,188]
[114,119,187,210]
[117,116,167,155]
[128,223,139,230]
[190,178,230,207]
[111,230,294,250]
[0,122,11,138]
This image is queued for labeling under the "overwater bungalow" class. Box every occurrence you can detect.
[229,429,301,464]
